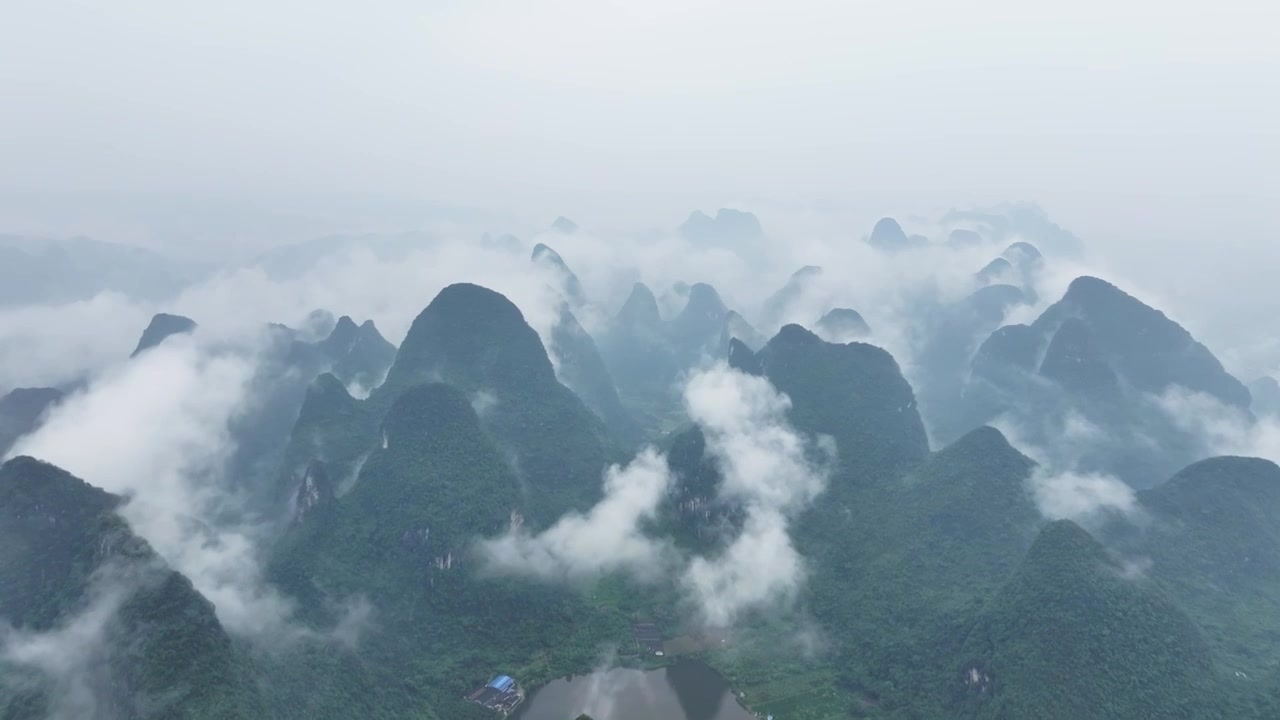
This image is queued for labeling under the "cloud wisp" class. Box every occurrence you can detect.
[480,363,830,627]
[479,448,676,582]
[6,333,368,647]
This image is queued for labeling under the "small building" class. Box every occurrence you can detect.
[632,622,664,655]
[466,674,524,715]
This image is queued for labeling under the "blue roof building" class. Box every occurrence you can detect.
[487,675,515,692]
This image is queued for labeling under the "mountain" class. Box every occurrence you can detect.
[247,232,433,279]
[667,282,731,363]
[550,216,579,234]
[1031,276,1249,408]
[721,310,766,351]
[1001,241,1043,272]
[315,316,397,391]
[270,384,623,719]
[547,304,639,444]
[947,228,984,248]
[678,208,765,248]
[0,457,259,718]
[130,312,198,357]
[531,242,585,304]
[911,284,1030,445]
[756,324,929,476]
[0,387,63,457]
[479,232,524,253]
[725,337,763,376]
[1249,377,1280,417]
[760,265,823,329]
[1037,317,1120,398]
[1136,457,1280,673]
[894,427,1040,593]
[596,283,679,425]
[231,315,396,503]
[814,308,871,342]
[974,257,1015,286]
[373,283,613,524]
[866,217,927,252]
[960,276,1250,485]
[957,520,1220,719]
[940,204,1084,257]
[0,235,207,307]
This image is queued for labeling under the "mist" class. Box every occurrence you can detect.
[2,4,1279,717]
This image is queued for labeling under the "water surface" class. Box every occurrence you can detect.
[512,660,755,720]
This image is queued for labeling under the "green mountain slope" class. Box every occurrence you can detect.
[957,520,1222,720]
[0,457,260,719]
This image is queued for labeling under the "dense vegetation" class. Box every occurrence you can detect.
[0,458,261,718]
[9,261,1280,719]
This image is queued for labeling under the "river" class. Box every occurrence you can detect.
[511,660,757,720]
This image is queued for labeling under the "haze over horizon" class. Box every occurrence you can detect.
[4,5,1280,718]
[2,0,1274,242]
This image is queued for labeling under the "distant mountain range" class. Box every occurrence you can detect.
[4,208,1280,718]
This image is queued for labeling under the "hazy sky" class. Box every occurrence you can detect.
[1,0,1274,243]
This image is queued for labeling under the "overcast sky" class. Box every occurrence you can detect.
[1,1,1277,351]
[1,0,1273,233]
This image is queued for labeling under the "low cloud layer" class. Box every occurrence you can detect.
[479,449,675,582]
[681,365,831,626]
[0,565,135,720]
[481,364,830,627]
[1157,387,1280,466]
[1028,468,1138,523]
[6,333,366,645]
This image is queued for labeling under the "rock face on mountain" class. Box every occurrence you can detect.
[957,520,1219,720]
[0,387,64,456]
[293,460,336,524]
[130,312,197,357]
[679,208,765,248]
[0,457,259,719]
[531,242,585,304]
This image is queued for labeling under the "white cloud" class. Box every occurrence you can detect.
[680,364,831,626]
[0,563,139,720]
[1029,467,1137,522]
[479,448,675,582]
[6,333,365,646]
